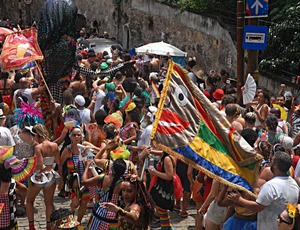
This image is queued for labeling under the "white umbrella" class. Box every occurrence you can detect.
[135,41,187,57]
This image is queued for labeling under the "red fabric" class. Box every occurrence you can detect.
[203,178,213,202]
[148,162,182,200]
[0,28,43,71]
[55,122,65,139]
[292,155,300,169]
[173,173,183,200]
[148,163,162,192]
[2,95,12,108]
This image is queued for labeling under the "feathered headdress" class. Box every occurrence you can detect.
[14,102,44,129]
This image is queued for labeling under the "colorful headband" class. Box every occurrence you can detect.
[125,173,138,183]
[14,102,44,129]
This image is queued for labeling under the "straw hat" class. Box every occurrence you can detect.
[192,65,205,80]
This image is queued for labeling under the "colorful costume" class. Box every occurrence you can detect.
[89,174,121,229]
[65,146,89,200]
[0,179,18,230]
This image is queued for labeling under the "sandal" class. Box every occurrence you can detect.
[180,211,189,218]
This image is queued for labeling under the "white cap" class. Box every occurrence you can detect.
[74,95,85,107]
[147,106,158,122]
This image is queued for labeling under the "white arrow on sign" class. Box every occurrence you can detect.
[251,0,263,15]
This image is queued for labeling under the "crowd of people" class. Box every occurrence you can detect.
[0,27,300,230]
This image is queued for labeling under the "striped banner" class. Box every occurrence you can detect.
[151,60,262,197]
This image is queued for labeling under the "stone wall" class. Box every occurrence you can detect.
[1,0,237,76]
[259,75,300,100]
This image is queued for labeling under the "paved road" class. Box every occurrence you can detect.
[17,190,197,229]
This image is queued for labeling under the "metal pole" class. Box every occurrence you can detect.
[246,18,259,83]
[236,0,245,104]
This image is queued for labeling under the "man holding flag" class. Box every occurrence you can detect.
[228,151,299,230]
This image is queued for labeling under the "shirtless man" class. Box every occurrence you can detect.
[225,103,244,134]
[13,77,46,106]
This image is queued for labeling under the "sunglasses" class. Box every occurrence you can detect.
[278,215,292,225]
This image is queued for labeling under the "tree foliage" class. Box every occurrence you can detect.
[158,0,300,75]
[259,2,300,75]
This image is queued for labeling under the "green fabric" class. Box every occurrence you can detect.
[105,82,115,92]
[198,120,231,156]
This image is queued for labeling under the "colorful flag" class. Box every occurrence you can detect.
[0,28,43,71]
[151,60,262,197]
[151,81,160,99]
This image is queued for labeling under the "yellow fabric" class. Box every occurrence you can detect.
[125,102,136,112]
[189,136,256,188]
[273,104,288,121]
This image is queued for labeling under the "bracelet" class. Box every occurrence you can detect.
[91,100,96,103]
[117,208,126,216]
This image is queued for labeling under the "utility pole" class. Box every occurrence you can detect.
[246,18,259,83]
[236,0,245,104]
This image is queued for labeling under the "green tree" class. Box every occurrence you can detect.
[259,2,300,74]
[158,0,300,75]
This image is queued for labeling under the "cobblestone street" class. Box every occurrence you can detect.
[17,190,197,229]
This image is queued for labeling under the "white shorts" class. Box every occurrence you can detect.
[206,200,228,225]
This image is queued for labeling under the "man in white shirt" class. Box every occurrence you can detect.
[228,151,299,230]
[74,95,94,124]
[90,78,106,115]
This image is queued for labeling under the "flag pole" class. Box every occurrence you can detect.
[35,61,54,101]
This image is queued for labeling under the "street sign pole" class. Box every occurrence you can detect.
[237,0,245,105]
[247,18,259,83]
[244,0,269,85]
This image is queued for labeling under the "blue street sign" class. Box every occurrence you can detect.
[243,26,268,50]
[246,0,268,18]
